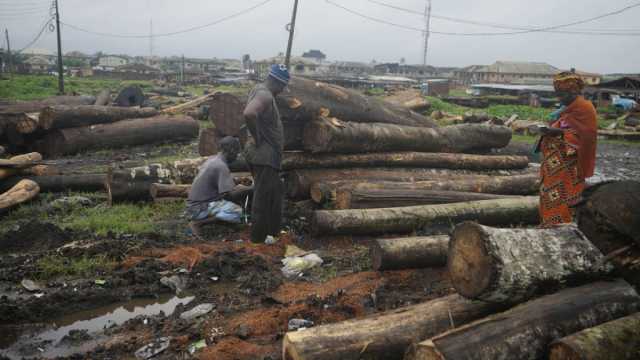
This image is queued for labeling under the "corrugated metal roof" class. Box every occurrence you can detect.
[477,61,559,75]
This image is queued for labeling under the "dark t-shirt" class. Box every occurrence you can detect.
[245,84,284,170]
[186,154,235,211]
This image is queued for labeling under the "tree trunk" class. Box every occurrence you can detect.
[0,95,96,114]
[371,236,449,271]
[549,312,640,360]
[311,174,540,204]
[39,105,159,130]
[114,85,145,107]
[282,294,508,360]
[0,152,43,168]
[312,196,540,236]
[37,115,199,157]
[208,92,247,136]
[171,157,249,184]
[336,189,514,209]
[21,165,59,176]
[285,168,504,200]
[0,174,107,193]
[106,165,173,204]
[94,89,111,106]
[150,183,191,200]
[14,113,40,134]
[198,128,218,157]
[0,179,40,214]
[281,152,529,171]
[405,280,640,360]
[303,117,512,154]
[279,76,436,128]
[448,222,610,304]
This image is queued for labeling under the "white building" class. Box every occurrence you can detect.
[98,56,128,70]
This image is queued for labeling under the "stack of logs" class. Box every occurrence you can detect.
[283,181,640,359]
[0,88,199,157]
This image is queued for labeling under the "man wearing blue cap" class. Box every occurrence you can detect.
[242,64,289,243]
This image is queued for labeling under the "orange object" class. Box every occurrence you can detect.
[556,96,598,179]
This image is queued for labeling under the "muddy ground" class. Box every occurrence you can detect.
[0,137,638,360]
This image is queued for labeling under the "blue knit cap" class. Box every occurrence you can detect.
[269,64,290,84]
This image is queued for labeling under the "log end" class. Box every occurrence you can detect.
[335,189,352,210]
[404,340,445,360]
[448,221,495,299]
[309,183,325,204]
[282,333,302,360]
[548,341,582,360]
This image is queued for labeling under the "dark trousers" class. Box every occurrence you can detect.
[250,165,283,243]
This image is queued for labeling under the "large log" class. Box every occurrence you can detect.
[302,117,512,154]
[281,152,529,171]
[39,105,159,130]
[37,115,199,157]
[405,280,640,360]
[0,152,43,168]
[171,157,248,184]
[371,236,449,271]
[311,174,540,204]
[106,164,173,204]
[449,222,610,304]
[0,95,96,114]
[549,312,640,360]
[94,89,111,106]
[162,93,215,114]
[114,85,145,107]
[0,179,40,214]
[198,128,218,157]
[282,294,508,360]
[312,196,539,236]
[208,92,247,136]
[150,183,190,200]
[14,113,40,134]
[335,188,514,209]
[0,174,107,193]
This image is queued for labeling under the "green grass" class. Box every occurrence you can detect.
[426,96,469,116]
[0,74,153,101]
[448,88,471,98]
[486,105,552,120]
[37,254,116,280]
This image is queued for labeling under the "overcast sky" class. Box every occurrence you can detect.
[2,0,639,73]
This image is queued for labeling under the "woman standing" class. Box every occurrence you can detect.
[538,72,598,227]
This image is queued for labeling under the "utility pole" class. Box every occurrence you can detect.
[422,0,432,66]
[284,0,299,69]
[149,19,154,58]
[180,54,185,89]
[4,29,12,76]
[54,0,64,94]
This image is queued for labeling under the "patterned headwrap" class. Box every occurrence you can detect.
[553,72,585,93]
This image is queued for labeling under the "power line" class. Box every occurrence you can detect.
[61,0,274,39]
[327,0,640,36]
[16,13,55,53]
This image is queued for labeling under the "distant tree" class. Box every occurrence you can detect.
[400,57,406,65]
[63,58,86,67]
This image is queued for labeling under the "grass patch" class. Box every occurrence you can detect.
[448,88,470,98]
[511,134,538,144]
[37,254,116,280]
[426,96,469,116]
[486,105,552,120]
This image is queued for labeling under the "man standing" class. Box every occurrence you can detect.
[242,64,289,243]
[185,136,246,236]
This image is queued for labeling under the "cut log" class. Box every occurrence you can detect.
[0,174,107,193]
[312,196,539,236]
[311,174,540,204]
[549,312,640,360]
[0,95,96,114]
[150,183,190,200]
[281,152,529,171]
[0,168,17,180]
[303,117,511,154]
[114,85,145,107]
[405,280,640,360]
[282,294,508,360]
[0,152,43,168]
[37,115,199,157]
[39,105,159,130]
[21,165,60,176]
[171,157,249,184]
[14,113,40,134]
[449,222,610,303]
[371,236,449,271]
[336,188,514,209]
[94,89,111,106]
[208,92,247,136]
[0,179,40,214]
[106,164,173,204]
[198,128,218,157]
[162,93,215,114]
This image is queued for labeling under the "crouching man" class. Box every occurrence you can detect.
[185,136,248,237]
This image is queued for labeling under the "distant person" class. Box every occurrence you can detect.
[185,136,246,237]
[242,64,289,243]
[537,72,597,226]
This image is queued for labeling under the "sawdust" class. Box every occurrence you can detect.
[198,337,278,360]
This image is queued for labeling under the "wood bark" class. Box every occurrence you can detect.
[0,152,43,168]
[371,236,449,271]
[0,95,96,114]
[0,179,40,214]
[311,174,540,204]
[312,196,540,236]
[94,89,111,106]
[405,280,640,360]
[171,157,249,184]
[303,117,512,154]
[282,294,508,360]
[448,222,610,304]
[198,128,218,156]
[0,174,107,193]
[281,152,529,171]
[208,92,246,136]
[106,164,173,204]
[336,188,514,209]
[162,93,215,114]
[14,113,40,134]
[39,105,159,130]
[37,115,199,157]
[549,312,640,360]
[114,85,145,107]
[150,183,190,200]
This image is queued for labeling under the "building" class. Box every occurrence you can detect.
[373,63,437,78]
[302,49,326,62]
[585,76,640,107]
[455,61,560,85]
[324,61,373,77]
[98,55,128,70]
[24,55,54,73]
[254,55,321,78]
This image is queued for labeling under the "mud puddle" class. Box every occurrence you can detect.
[0,294,194,359]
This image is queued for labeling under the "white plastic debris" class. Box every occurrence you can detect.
[134,337,170,359]
[180,303,215,321]
[288,318,314,331]
[281,253,323,278]
[160,275,188,294]
[21,279,43,292]
[265,235,277,245]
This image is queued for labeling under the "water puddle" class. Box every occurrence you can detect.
[0,294,194,359]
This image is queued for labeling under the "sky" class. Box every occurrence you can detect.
[1,0,639,74]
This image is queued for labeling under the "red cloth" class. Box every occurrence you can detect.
[552,96,598,179]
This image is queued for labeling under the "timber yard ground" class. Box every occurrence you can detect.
[1,75,640,360]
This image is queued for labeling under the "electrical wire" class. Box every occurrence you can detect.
[61,0,274,39]
[16,14,54,53]
[326,0,640,36]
